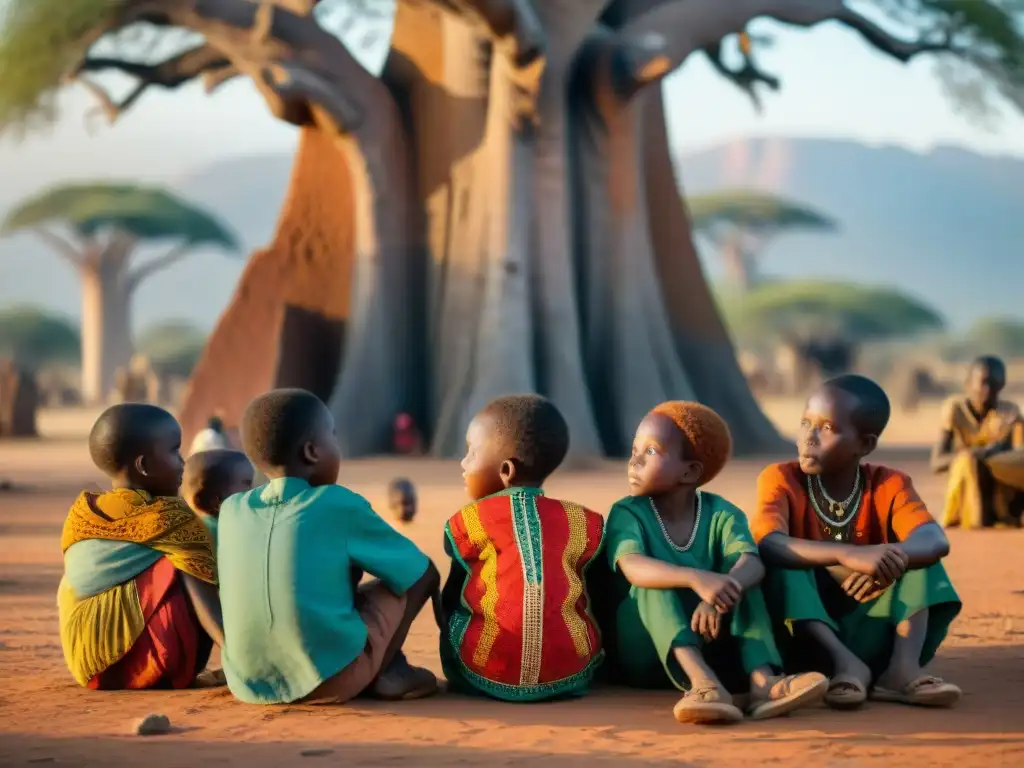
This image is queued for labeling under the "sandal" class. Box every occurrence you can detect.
[824,673,868,710]
[672,685,744,725]
[871,675,961,708]
[748,672,829,721]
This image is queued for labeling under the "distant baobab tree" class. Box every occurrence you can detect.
[688,189,838,292]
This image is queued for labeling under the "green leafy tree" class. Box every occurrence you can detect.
[688,189,838,292]
[0,0,1020,458]
[136,320,209,378]
[1,184,238,402]
[0,305,81,368]
[719,280,945,349]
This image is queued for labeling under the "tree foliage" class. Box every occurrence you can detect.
[956,316,1024,359]
[0,1,1021,135]
[0,305,81,367]
[0,183,239,248]
[688,189,838,238]
[135,319,207,376]
[718,280,946,348]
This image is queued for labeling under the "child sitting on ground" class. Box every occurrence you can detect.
[181,449,255,549]
[595,401,827,725]
[753,375,962,710]
[439,394,605,701]
[217,388,440,705]
[58,403,223,690]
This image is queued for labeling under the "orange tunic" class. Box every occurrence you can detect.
[751,461,935,545]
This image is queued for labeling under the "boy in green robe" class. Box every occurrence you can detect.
[596,401,828,725]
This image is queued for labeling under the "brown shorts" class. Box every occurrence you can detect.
[300,580,407,704]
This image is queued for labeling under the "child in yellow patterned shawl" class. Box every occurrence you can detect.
[58,403,223,690]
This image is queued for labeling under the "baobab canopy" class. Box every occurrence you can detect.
[1,0,1021,460]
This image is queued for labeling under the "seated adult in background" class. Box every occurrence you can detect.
[932,355,1024,528]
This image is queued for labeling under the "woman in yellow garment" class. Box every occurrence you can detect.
[931,356,1024,529]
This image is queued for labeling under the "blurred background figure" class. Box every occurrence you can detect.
[392,412,424,456]
[387,477,417,524]
[189,413,230,456]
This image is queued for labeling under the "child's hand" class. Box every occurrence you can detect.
[690,602,721,642]
[689,571,742,613]
[838,544,908,584]
[841,572,887,603]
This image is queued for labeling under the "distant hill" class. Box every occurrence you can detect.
[1,137,1023,330]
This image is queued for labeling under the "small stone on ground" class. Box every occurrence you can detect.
[133,713,172,736]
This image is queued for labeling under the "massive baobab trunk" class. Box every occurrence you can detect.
[178,127,357,443]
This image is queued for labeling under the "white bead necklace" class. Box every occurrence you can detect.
[649,491,702,552]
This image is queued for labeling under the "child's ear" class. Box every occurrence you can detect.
[301,441,320,466]
[681,460,703,485]
[499,459,517,488]
[859,434,879,456]
[134,455,148,477]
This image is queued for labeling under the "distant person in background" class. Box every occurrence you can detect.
[932,355,1024,528]
[392,412,424,456]
[387,478,417,524]
[190,414,230,456]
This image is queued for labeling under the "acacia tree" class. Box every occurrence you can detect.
[1,183,238,402]
[2,0,1020,458]
[689,189,837,292]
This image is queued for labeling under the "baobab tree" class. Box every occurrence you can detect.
[688,189,838,292]
[1,183,238,402]
[1,0,1020,458]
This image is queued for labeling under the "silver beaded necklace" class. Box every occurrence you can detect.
[806,468,863,540]
[649,491,702,552]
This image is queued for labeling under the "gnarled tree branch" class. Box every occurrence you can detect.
[32,227,84,267]
[610,0,964,99]
[73,43,231,124]
[702,39,781,112]
[127,242,192,287]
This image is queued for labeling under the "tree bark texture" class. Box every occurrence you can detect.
[178,126,357,446]
[172,0,803,457]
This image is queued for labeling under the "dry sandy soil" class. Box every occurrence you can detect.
[1,401,1022,767]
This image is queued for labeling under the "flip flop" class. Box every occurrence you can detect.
[748,672,829,721]
[824,673,868,710]
[673,685,744,725]
[871,675,961,708]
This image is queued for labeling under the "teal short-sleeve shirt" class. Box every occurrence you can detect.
[217,477,430,704]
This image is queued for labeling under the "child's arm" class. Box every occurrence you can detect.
[617,554,740,613]
[182,573,225,648]
[725,552,765,592]
[893,522,949,569]
[760,533,908,583]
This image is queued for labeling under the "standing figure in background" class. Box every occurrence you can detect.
[190,414,230,456]
[392,412,424,456]
[0,359,38,438]
[932,356,1024,529]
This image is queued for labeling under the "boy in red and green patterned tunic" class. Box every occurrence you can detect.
[439,395,605,701]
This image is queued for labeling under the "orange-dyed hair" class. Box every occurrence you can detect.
[649,401,733,486]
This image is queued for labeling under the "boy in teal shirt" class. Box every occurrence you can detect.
[218,389,440,704]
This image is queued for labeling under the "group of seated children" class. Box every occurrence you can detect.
[57,374,962,725]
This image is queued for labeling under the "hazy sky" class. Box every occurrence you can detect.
[3,13,1024,196]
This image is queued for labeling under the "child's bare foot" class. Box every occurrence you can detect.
[872,670,961,708]
[368,654,438,701]
[748,672,828,720]
[193,668,227,688]
[825,657,872,710]
[672,684,744,725]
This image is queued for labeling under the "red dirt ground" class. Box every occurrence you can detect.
[1,435,1022,767]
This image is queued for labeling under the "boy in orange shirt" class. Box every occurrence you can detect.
[752,375,961,710]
